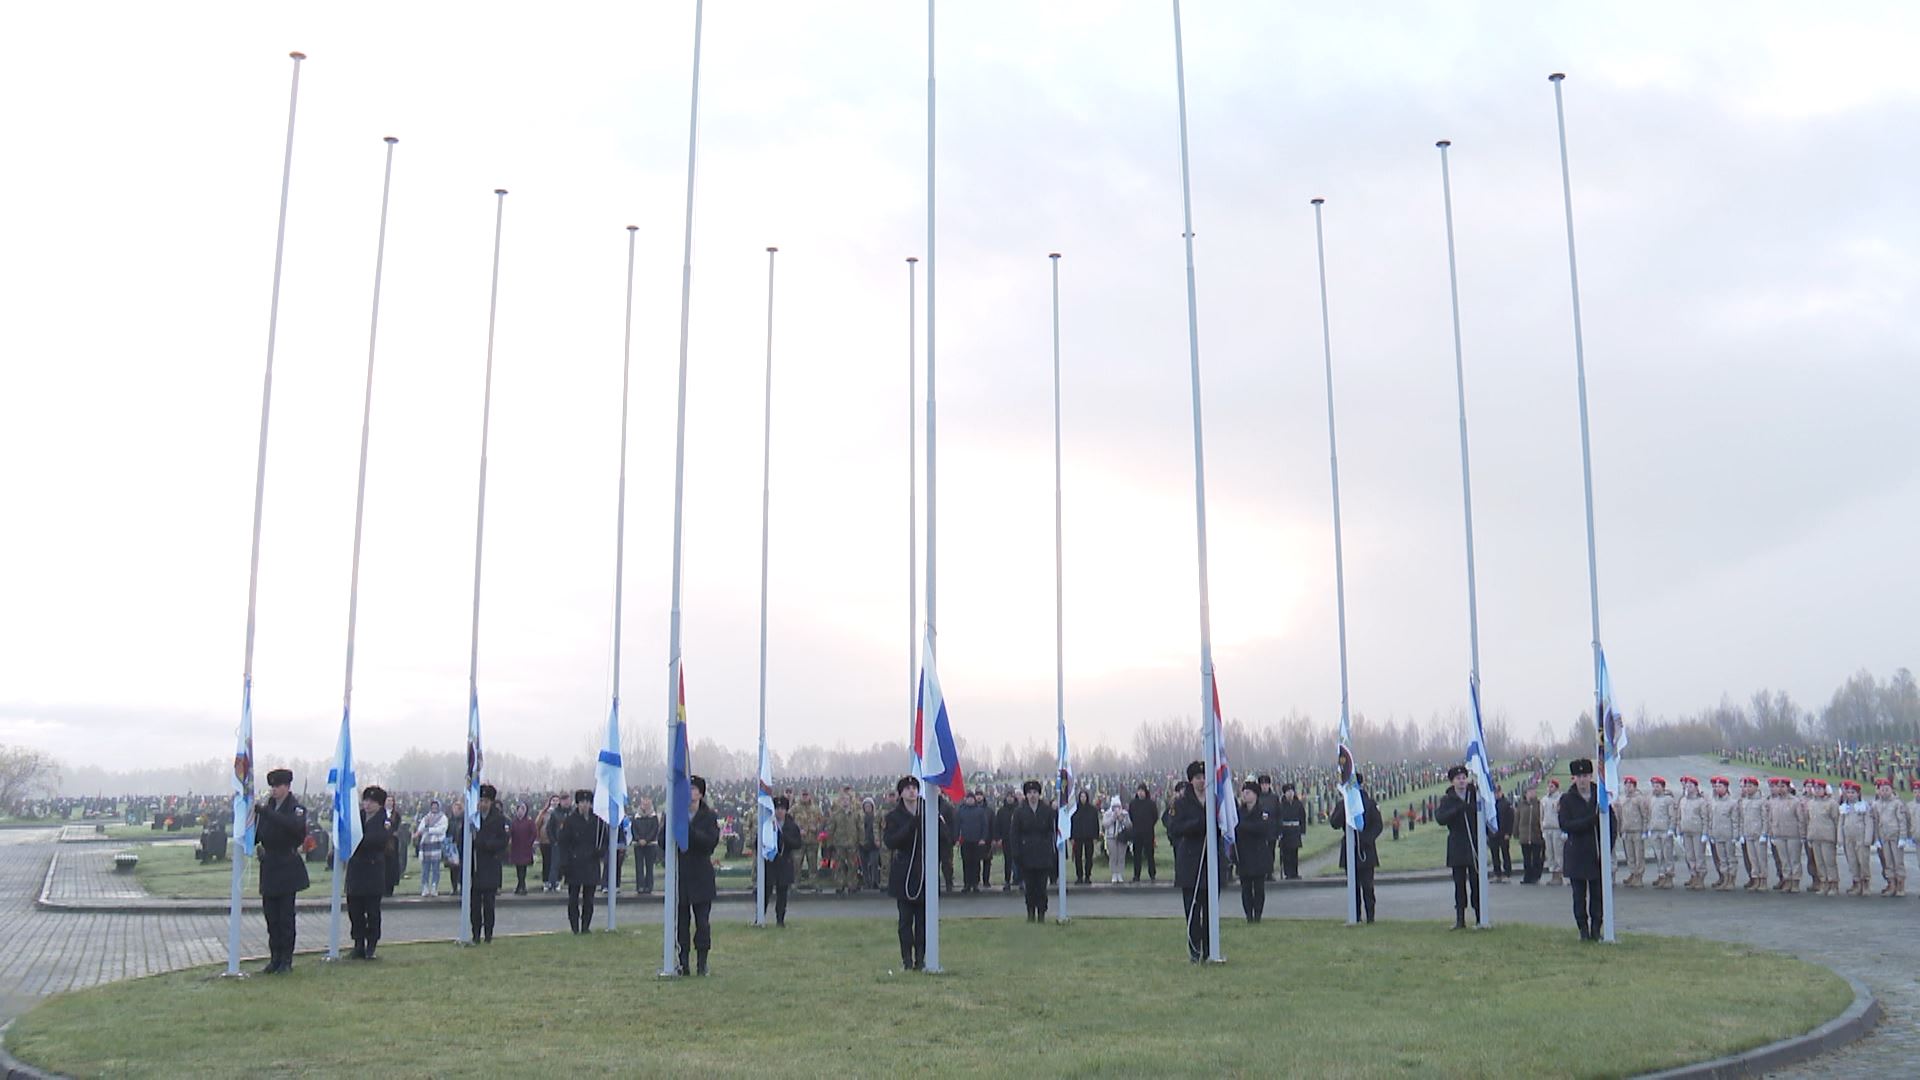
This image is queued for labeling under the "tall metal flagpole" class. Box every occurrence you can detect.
[754,245,778,928]
[1050,252,1069,924]
[921,0,943,974]
[228,49,304,978]
[1550,73,1616,944]
[460,187,508,944]
[1436,141,1492,929]
[1170,0,1224,963]
[605,225,639,933]
[662,0,705,978]
[906,256,918,757]
[1310,198,1361,926]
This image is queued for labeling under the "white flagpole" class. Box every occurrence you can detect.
[606,224,639,933]
[460,187,508,945]
[662,0,705,978]
[227,48,304,979]
[754,244,777,928]
[921,0,943,975]
[1050,252,1069,925]
[1169,0,1223,964]
[1310,198,1361,927]
[1436,140,1492,929]
[906,255,918,760]
[1550,73,1616,944]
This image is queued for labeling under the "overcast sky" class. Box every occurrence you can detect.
[2,1,1915,775]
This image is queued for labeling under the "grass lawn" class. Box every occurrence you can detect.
[8,918,1846,1079]
[1318,817,1458,876]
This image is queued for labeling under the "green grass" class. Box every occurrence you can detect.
[1317,817,1458,876]
[131,842,268,898]
[8,918,1845,1079]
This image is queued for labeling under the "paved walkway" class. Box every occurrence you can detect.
[2,825,1913,1075]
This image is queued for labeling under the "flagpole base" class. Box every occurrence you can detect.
[217,970,250,980]
[1054,917,1070,925]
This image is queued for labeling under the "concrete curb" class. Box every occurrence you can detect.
[1636,974,1881,1079]
[0,1021,62,1080]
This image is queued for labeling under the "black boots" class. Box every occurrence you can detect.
[351,942,367,959]
[1452,911,1467,930]
[696,950,709,977]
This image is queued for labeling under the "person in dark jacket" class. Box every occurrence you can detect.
[1435,765,1482,929]
[1168,766,1217,961]
[1560,758,1617,941]
[677,775,721,975]
[631,797,660,895]
[558,788,604,934]
[1012,780,1057,922]
[345,785,391,960]
[254,767,309,974]
[382,793,404,897]
[763,795,804,927]
[1069,790,1100,885]
[1257,776,1282,881]
[884,775,946,969]
[1328,775,1384,923]
[507,801,537,895]
[1491,786,1516,882]
[1233,782,1276,922]
[956,791,992,892]
[468,784,509,943]
[991,792,1020,891]
[1127,785,1158,882]
[1275,784,1307,879]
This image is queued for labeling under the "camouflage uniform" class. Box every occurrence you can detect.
[792,795,825,883]
[827,794,862,893]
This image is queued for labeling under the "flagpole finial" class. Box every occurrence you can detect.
[767,245,778,253]
[1310,197,1325,206]
[383,136,398,145]
[907,256,919,264]
[289,51,306,60]
[1048,252,1061,260]
[1549,72,1567,82]
[494,189,508,197]
[627,225,638,232]
[1436,139,1452,149]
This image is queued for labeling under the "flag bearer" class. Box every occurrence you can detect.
[345,784,390,960]
[885,775,937,970]
[676,775,722,974]
[1168,763,1215,961]
[255,767,309,974]
[1559,759,1612,942]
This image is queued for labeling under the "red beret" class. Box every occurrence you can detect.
[1622,775,1637,784]
[1875,777,1894,787]
[1710,776,1729,785]
[1741,777,1759,786]
[1650,776,1667,785]
[1680,775,1698,785]
[1841,780,1861,791]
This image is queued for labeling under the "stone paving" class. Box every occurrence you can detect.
[3,819,1915,1074]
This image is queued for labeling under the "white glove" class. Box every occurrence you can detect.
[1871,840,1882,852]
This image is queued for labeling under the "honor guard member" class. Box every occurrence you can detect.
[345,785,391,960]
[792,791,825,884]
[1806,779,1840,896]
[1012,779,1056,922]
[1706,776,1740,889]
[764,795,804,926]
[1765,777,1808,892]
[1168,763,1220,961]
[828,788,862,894]
[1616,777,1648,886]
[1870,778,1911,896]
[1560,759,1614,941]
[255,767,309,974]
[1644,777,1678,888]
[468,783,509,942]
[558,788,605,933]
[1435,764,1482,929]
[1738,777,1767,890]
[1327,773,1383,922]
[1541,779,1564,885]
[1233,782,1276,922]
[676,775,722,974]
[884,775,944,970]
[1837,781,1874,896]
[1676,776,1710,890]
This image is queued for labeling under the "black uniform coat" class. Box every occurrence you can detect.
[766,815,804,888]
[1434,789,1481,869]
[1233,803,1277,878]
[1169,791,1222,889]
[1127,795,1159,851]
[678,802,721,904]
[1328,789,1384,870]
[255,794,310,897]
[344,807,391,898]
[885,800,947,900]
[1274,796,1308,851]
[1556,785,1617,881]
[1012,800,1058,871]
[469,805,509,891]
[557,809,605,886]
[991,799,1017,852]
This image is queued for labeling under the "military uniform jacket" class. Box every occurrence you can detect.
[255,794,310,897]
[1169,791,1221,889]
[884,802,946,900]
[1869,797,1911,845]
[1274,797,1307,851]
[1557,785,1616,881]
[1806,798,1839,844]
[1647,791,1678,833]
[1838,801,1875,844]
[344,807,391,898]
[766,815,804,888]
[678,803,722,903]
[1738,794,1766,840]
[1012,801,1058,871]
[557,810,606,886]
[1677,794,1710,835]
[1328,791,1382,870]
[1765,795,1807,840]
[1706,794,1740,841]
[1617,791,1650,832]
[469,806,509,891]
[1234,804,1276,877]
[1434,790,1480,869]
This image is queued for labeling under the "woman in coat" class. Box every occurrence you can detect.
[1434,764,1482,929]
[1232,782,1276,922]
[507,802,537,895]
[1012,780,1058,922]
[1069,790,1100,885]
[764,795,805,927]
[1100,795,1130,883]
[676,775,722,975]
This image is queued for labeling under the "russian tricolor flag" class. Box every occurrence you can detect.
[913,628,965,802]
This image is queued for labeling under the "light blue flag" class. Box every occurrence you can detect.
[465,688,484,822]
[1055,722,1073,849]
[1597,649,1628,812]
[232,676,256,856]
[1465,674,1498,835]
[594,698,626,829]
[326,707,360,863]
[757,737,777,862]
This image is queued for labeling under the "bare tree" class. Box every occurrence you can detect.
[0,745,63,810]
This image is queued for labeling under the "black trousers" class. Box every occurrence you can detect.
[1355,864,1376,921]
[961,841,988,889]
[1520,841,1544,883]
[568,881,597,932]
[1570,877,1604,935]
[261,893,297,962]
[636,846,655,893]
[1239,874,1266,921]
[1181,881,1211,960]
[940,845,954,891]
[346,894,381,947]
[895,897,926,964]
[539,842,553,884]
[1004,847,1021,885]
[1451,865,1481,919]
[1492,837,1513,877]
[1280,845,1300,879]
[1132,842,1156,881]
[763,877,790,924]
[677,900,712,965]
[511,864,526,891]
[1023,869,1050,917]
[1071,838,1095,882]
[470,888,497,941]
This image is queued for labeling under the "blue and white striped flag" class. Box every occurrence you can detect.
[594,698,626,828]
[757,736,777,862]
[1597,648,1628,812]
[1055,722,1073,849]
[1465,674,1498,835]
[326,707,360,863]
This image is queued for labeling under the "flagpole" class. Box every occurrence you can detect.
[1050,252,1069,924]
[906,255,918,760]
[1310,198,1361,926]
[754,244,778,928]
[460,187,508,945]
[921,0,943,975]
[1436,140,1492,929]
[605,224,639,933]
[1170,0,1223,964]
[663,0,705,978]
[1550,73,1616,944]
[227,49,304,979]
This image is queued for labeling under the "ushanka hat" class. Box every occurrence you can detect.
[1568,758,1594,776]
[361,785,387,804]
[266,768,293,786]
[478,783,497,800]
